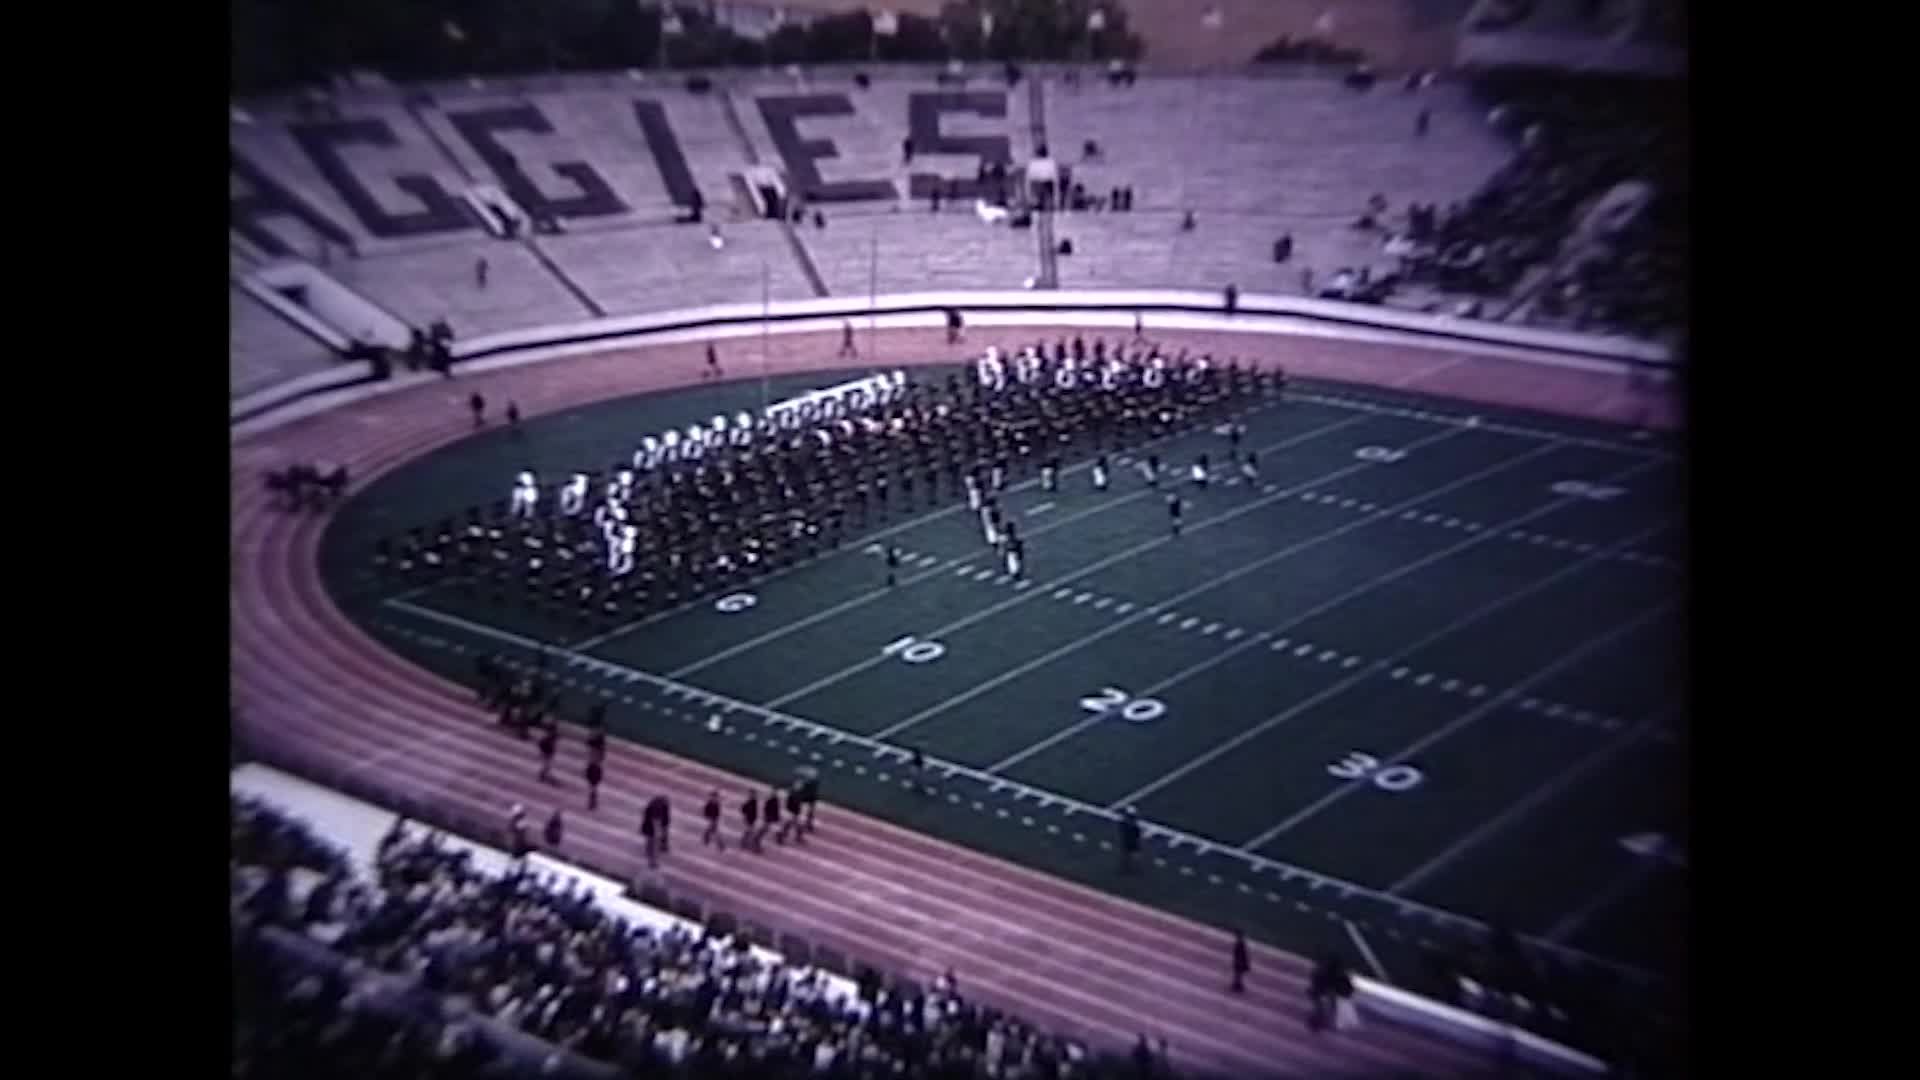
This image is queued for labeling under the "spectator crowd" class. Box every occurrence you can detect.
[234,795,1143,1078]
[1374,72,1688,338]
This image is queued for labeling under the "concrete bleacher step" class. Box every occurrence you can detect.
[230,285,339,400]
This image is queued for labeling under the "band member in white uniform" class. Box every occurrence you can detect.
[964,473,981,511]
[559,473,588,516]
[609,524,637,576]
[1092,455,1109,491]
[511,471,539,519]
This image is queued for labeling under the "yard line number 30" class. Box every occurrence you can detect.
[1327,752,1424,792]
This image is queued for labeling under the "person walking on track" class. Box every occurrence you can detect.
[740,790,761,851]
[537,725,557,783]
[703,790,724,849]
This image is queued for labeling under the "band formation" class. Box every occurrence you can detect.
[373,337,1285,631]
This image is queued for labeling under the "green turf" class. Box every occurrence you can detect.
[322,367,1688,1022]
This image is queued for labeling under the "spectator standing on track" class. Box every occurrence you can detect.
[469,392,486,429]
[1167,493,1184,537]
[763,790,784,845]
[1118,806,1142,873]
[584,756,603,810]
[706,344,721,381]
[1231,930,1251,993]
[537,725,557,783]
[703,790,724,849]
[1308,954,1353,1031]
[507,804,530,861]
[544,808,564,849]
[781,787,805,844]
[475,256,489,289]
[840,320,858,358]
[648,794,671,854]
[640,806,659,869]
[799,775,820,833]
[886,544,901,587]
[1131,1035,1153,1076]
[740,790,760,851]
[946,308,964,345]
[506,401,522,435]
[1416,107,1430,136]
[586,722,606,764]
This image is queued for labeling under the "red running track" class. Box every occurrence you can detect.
[234,325,1663,1077]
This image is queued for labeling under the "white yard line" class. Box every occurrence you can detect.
[665,412,1370,679]
[376,595,1661,986]
[1545,861,1662,944]
[984,452,1662,775]
[1110,517,1673,814]
[1346,921,1389,982]
[1292,390,1672,461]
[1238,600,1675,852]
[763,421,1473,710]
[1386,708,1675,896]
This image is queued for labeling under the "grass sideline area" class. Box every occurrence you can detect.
[320,364,1688,1024]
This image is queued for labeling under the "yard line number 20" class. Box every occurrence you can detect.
[1080,686,1167,723]
[1327,751,1424,792]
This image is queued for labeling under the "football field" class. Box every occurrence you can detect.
[323,364,1688,1010]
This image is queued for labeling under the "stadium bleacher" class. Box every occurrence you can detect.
[332,240,591,338]
[229,64,1687,422]
[409,85,748,228]
[229,286,340,397]
[232,789,1123,1078]
[808,210,1043,295]
[540,219,812,314]
[1043,75,1507,219]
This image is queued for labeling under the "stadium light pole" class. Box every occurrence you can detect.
[760,258,771,411]
[867,218,880,372]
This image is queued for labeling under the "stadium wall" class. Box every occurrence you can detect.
[230,287,1674,436]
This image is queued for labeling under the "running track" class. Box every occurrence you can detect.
[231,324,1673,1078]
